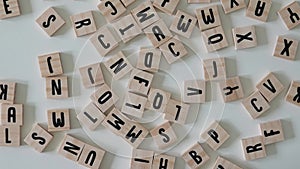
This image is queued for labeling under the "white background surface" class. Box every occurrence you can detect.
[0,0,300,169]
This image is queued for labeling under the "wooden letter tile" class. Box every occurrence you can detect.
[79,62,105,88]
[38,52,63,77]
[241,136,267,160]
[219,76,244,102]
[220,0,246,14]
[152,153,176,169]
[246,0,272,22]
[242,91,270,119]
[128,69,154,96]
[256,72,284,102]
[259,119,284,145]
[122,92,148,118]
[0,104,23,126]
[78,143,106,169]
[164,99,190,125]
[24,123,53,152]
[70,11,97,37]
[146,88,171,113]
[97,0,126,23]
[137,47,161,73]
[102,108,128,137]
[212,156,243,169]
[202,26,229,52]
[203,57,226,81]
[150,121,177,149]
[200,121,230,151]
[131,149,154,169]
[195,5,221,31]
[0,125,20,146]
[188,0,211,3]
[47,108,70,132]
[286,81,300,107]
[36,7,65,36]
[183,80,206,104]
[278,1,300,30]
[169,10,197,38]
[131,1,160,29]
[273,36,299,61]
[0,81,15,104]
[153,0,179,15]
[182,142,210,169]
[45,75,69,99]
[232,25,257,50]
[58,134,85,161]
[122,120,149,148]
[0,0,20,19]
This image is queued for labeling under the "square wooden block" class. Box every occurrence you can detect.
[103,51,133,80]
[70,11,97,37]
[131,149,154,169]
[102,108,129,137]
[131,1,160,29]
[202,26,229,52]
[159,36,188,64]
[97,0,126,23]
[0,81,15,104]
[128,69,154,96]
[286,81,300,107]
[220,0,246,14]
[90,83,119,113]
[232,25,257,50]
[169,10,197,38]
[203,57,226,81]
[152,153,176,169]
[47,108,70,132]
[58,134,85,162]
[137,47,161,73]
[182,142,210,169]
[24,123,53,152]
[78,143,106,169]
[45,76,69,99]
[260,119,284,145]
[188,0,211,3]
[246,0,272,22]
[122,92,148,118]
[212,156,243,169]
[241,136,267,160]
[273,36,299,61]
[144,19,173,48]
[195,5,221,31]
[38,52,63,77]
[146,88,171,113]
[0,0,20,19]
[79,62,105,88]
[219,76,244,102]
[122,120,149,148]
[164,99,190,125]
[278,1,300,30]
[150,121,177,149]
[36,7,65,36]
[153,0,179,15]
[120,0,135,7]
[0,125,20,146]
[77,102,106,131]
[242,91,270,119]
[90,26,119,57]
[256,72,284,102]
[200,121,230,151]
[183,80,206,104]
[0,103,23,126]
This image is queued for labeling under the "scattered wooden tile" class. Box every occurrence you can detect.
[38,52,63,77]
[260,119,285,145]
[273,36,299,61]
[153,0,180,15]
[78,143,106,169]
[278,1,300,30]
[79,63,105,88]
[128,69,154,96]
[77,102,106,131]
[102,108,129,137]
[219,76,244,102]
[159,35,188,64]
[0,104,23,126]
[286,81,300,107]
[169,10,197,38]
[103,51,133,80]
[24,123,53,153]
[0,81,15,104]
[97,0,126,23]
[112,14,143,43]
[202,26,229,52]
[45,76,69,99]
[212,156,243,169]
[256,72,284,102]
[164,99,190,125]
[122,119,149,148]
[58,134,85,161]
[131,1,160,29]
[0,0,20,19]
[90,26,119,57]
[146,88,171,113]
[183,80,206,104]
[131,149,154,169]
[122,92,148,118]
[188,0,211,3]
[47,108,70,132]
[35,7,65,36]
[182,142,210,169]
[150,121,177,149]
[120,0,135,7]
[70,11,97,37]
[137,47,161,73]
[200,121,230,151]
[144,19,173,48]
[246,0,272,22]
[203,57,226,81]
[0,125,20,146]
[152,153,176,169]
[242,91,270,119]
[90,83,119,113]
[232,25,257,50]
[220,0,246,14]
[195,5,221,31]
[241,136,267,160]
